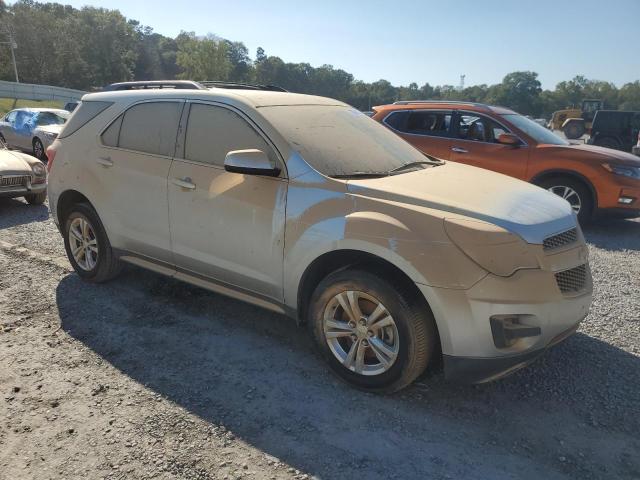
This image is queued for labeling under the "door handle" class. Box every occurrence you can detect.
[96,156,113,167]
[172,177,196,190]
[451,147,468,154]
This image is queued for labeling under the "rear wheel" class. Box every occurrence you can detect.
[63,203,122,283]
[0,133,6,147]
[538,176,593,224]
[24,191,47,205]
[32,138,46,161]
[309,269,437,393]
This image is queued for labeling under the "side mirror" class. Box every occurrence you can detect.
[224,149,281,177]
[497,133,520,146]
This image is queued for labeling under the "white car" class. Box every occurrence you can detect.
[0,142,48,204]
[0,108,69,161]
[47,81,592,392]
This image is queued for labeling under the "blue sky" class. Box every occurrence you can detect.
[30,0,639,89]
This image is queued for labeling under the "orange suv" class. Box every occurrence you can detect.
[373,101,640,223]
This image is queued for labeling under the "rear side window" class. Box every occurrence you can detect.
[58,101,112,139]
[106,102,182,157]
[184,103,275,167]
[385,110,451,137]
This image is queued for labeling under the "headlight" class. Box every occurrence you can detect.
[31,162,46,176]
[602,163,640,179]
[444,218,539,276]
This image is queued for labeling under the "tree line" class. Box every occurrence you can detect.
[1,0,639,117]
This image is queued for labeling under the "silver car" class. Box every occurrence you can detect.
[47,82,592,392]
[0,108,69,161]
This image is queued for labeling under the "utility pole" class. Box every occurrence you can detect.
[1,21,19,108]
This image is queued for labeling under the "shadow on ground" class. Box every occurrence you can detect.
[0,197,49,229]
[56,266,640,479]
[583,218,640,251]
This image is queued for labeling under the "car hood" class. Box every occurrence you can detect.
[34,124,64,135]
[346,162,575,244]
[539,143,640,166]
[0,149,37,174]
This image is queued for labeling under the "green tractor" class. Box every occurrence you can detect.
[548,99,604,139]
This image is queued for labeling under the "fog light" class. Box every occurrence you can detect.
[490,315,541,349]
[618,197,635,205]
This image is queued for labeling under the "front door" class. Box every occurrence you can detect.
[449,111,529,180]
[168,102,287,300]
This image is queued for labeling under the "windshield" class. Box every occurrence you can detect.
[35,111,69,126]
[260,105,433,177]
[501,113,568,145]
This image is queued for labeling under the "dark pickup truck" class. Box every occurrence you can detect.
[588,110,640,154]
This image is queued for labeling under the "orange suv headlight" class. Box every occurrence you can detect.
[444,218,539,277]
[602,163,640,180]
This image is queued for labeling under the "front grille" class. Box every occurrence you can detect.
[555,264,588,294]
[544,228,578,251]
[0,175,30,187]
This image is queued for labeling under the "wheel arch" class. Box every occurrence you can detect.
[56,189,97,227]
[530,169,598,209]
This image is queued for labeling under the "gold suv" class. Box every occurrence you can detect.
[47,81,592,392]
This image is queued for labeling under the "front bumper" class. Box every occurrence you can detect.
[417,242,593,383]
[0,181,46,198]
[443,322,580,383]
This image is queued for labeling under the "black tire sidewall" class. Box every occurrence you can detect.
[63,204,110,281]
[309,270,428,392]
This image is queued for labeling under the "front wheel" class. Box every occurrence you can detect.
[24,191,47,205]
[538,176,593,224]
[63,203,122,283]
[309,269,437,393]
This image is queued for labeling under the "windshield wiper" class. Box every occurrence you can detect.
[388,157,444,175]
[331,171,389,179]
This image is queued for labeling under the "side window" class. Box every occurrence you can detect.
[101,115,123,147]
[456,113,510,143]
[5,111,17,124]
[117,102,182,156]
[383,111,409,131]
[184,103,275,167]
[405,111,451,137]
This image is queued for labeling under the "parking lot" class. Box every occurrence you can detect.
[0,197,638,479]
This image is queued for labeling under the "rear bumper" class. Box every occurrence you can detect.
[443,322,580,383]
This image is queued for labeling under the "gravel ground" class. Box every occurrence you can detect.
[1,196,639,479]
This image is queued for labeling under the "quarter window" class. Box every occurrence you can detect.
[184,103,275,167]
[113,102,182,156]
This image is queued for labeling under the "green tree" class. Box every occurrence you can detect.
[175,32,231,81]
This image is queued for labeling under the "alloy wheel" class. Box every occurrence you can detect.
[33,140,44,160]
[68,217,99,271]
[548,185,582,213]
[323,290,399,376]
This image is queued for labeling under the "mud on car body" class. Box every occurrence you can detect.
[47,82,592,392]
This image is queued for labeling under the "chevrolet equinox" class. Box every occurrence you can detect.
[47,81,593,392]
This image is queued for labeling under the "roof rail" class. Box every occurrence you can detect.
[103,81,206,91]
[392,100,485,106]
[199,81,288,92]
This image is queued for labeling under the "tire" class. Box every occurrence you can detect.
[63,203,122,283]
[32,138,46,161]
[537,176,593,225]
[0,133,6,147]
[308,269,437,393]
[24,191,47,205]
[563,122,585,140]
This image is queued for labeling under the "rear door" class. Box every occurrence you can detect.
[97,99,183,263]
[167,102,287,300]
[382,109,453,160]
[449,111,529,180]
